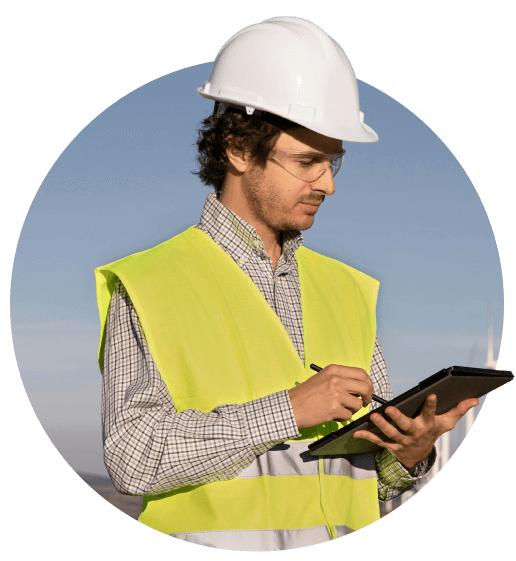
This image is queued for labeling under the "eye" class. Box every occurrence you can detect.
[295,156,323,167]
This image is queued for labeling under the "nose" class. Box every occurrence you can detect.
[311,169,336,196]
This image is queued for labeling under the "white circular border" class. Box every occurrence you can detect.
[1,106,514,559]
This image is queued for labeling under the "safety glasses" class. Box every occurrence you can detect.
[269,148,345,183]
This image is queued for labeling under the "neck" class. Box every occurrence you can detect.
[258,228,283,270]
[264,228,283,270]
[218,189,283,270]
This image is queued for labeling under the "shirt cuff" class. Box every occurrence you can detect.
[378,446,437,485]
[406,446,437,478]
[242,390,301,455]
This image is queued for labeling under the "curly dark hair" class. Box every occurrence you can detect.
[192,106,299,197]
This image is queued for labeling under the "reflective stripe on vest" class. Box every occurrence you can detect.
[237,441,377,480]
[95,226,380,544]
[171,524,355,551]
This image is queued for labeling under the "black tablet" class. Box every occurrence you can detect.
[308,365,513,456]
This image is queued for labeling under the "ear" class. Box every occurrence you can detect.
[226,140,248,174]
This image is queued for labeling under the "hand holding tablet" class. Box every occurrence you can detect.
[308,366,513,457]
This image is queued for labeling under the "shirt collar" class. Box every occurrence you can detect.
[197,193,304,262]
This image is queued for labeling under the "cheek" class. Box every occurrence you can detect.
[272,178,306,205]
[286,186,311,209]
[260,167,309,210]
[276,190,302,213]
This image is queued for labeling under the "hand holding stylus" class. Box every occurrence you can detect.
[288,363,374,429]
[310,364,387,405]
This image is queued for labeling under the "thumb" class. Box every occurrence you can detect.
[444,398,479,419]
[439,398,479,432]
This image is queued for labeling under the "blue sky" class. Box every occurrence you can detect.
[11,62,503,476]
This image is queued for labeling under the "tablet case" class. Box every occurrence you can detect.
[308,365,513,455]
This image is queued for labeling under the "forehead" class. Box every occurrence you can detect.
[275,128,342,154]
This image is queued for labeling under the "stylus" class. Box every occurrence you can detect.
[309,363,388,406]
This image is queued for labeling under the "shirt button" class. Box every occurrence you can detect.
[286,328,292,337]
[237,256,247,265]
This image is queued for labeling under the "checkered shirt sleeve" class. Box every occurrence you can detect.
[102,281,300,495]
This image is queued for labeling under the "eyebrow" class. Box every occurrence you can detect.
[288,150,345,157]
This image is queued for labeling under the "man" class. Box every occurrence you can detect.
[95,17,478,550]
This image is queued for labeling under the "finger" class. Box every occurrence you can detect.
[370,412,406,442]
[435,399,479,435]
[339,379,374,405]
[326,375,373,407]
[326,365,370,383]
[339,393,366,414]
[454,398,479,415]
[420,394,437,424]
[440,398,479,427]
[353,430,398,450]
[384,406,415,433]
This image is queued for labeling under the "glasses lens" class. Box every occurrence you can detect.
[331,152,345,177]
[290,155,336,182]
[273,150,345,182]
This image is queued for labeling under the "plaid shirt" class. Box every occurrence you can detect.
[102,193,435,502]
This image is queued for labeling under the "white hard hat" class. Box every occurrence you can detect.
[197,16,378,143]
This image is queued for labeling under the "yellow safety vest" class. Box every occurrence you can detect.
[95,226,380,549]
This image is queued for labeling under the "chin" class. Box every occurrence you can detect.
[290,215,316,231]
